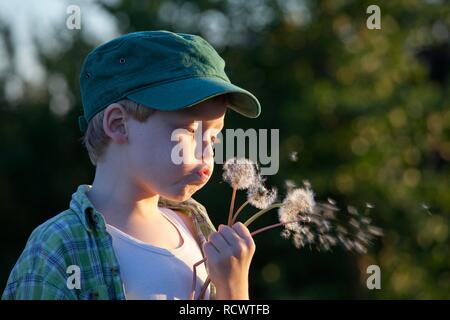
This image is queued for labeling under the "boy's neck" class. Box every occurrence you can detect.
[86,163,161,228]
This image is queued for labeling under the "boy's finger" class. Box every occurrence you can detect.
[232,222,255,247]
[208,232,231,254]
[203,241,219,256]
[218,224,242,245]
[232,222,252,238]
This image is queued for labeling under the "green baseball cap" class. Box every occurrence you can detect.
[78,30,261,133]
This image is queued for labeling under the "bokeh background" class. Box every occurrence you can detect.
[0,0,449,299]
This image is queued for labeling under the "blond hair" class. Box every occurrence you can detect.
[81,99,155,166]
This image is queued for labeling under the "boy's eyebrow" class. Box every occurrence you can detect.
[168,116,224,131]
[177,112,225,127]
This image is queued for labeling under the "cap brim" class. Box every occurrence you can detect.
[126,76,261,118]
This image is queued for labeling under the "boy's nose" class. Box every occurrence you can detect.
[204,141,215,161]
[195,139,215,163]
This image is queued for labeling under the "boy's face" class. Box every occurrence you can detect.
[124,97,226,202]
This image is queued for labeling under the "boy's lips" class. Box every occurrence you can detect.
[188,166,211,185]
[197,167,211,179]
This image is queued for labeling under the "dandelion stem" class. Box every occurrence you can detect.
[190,257,207,300]
[231,200,250,224]
[243,203,283,227]
[227,186,237,226]
[198,277,211,300]
[251,219,306,237]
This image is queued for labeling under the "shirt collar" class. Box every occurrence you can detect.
[69,184,107,233]
[68,184,216,236]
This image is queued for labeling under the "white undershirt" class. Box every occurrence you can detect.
[106,207,210,300]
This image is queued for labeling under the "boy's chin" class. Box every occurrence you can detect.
[162,186,200,202]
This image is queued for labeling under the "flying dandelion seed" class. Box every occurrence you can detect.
[367,226,384,237]
[421,203,432,215]
[285,180,296,192]
[353,241,367,254]
[356,231,370,245]
[275,185,382,252]
[366,203,375,209]
[281,229,291,239]
[361,217,371,225]
[302,180,311,189]
[318,202,340,212]
[325,235,338,246]
[349,218,360,229]
[347,206,358,216]
[293,233,305,249]
[323,210,336,219]
[289,151,299,162]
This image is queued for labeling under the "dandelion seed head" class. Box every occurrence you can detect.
[278,188,315,232]
[222,157,257,190]
[247,185,278,209]
[284,187,316,214]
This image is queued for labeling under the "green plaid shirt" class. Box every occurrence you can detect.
[2,185,217,300]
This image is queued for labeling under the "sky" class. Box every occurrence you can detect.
[0,0,120,84]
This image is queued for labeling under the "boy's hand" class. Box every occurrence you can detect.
[202,222,256,300]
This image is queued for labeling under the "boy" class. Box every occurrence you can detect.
[2,31,261,300]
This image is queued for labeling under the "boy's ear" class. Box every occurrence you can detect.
[103,103,128,144]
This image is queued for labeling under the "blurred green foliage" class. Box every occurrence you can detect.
[0,0,449,299]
